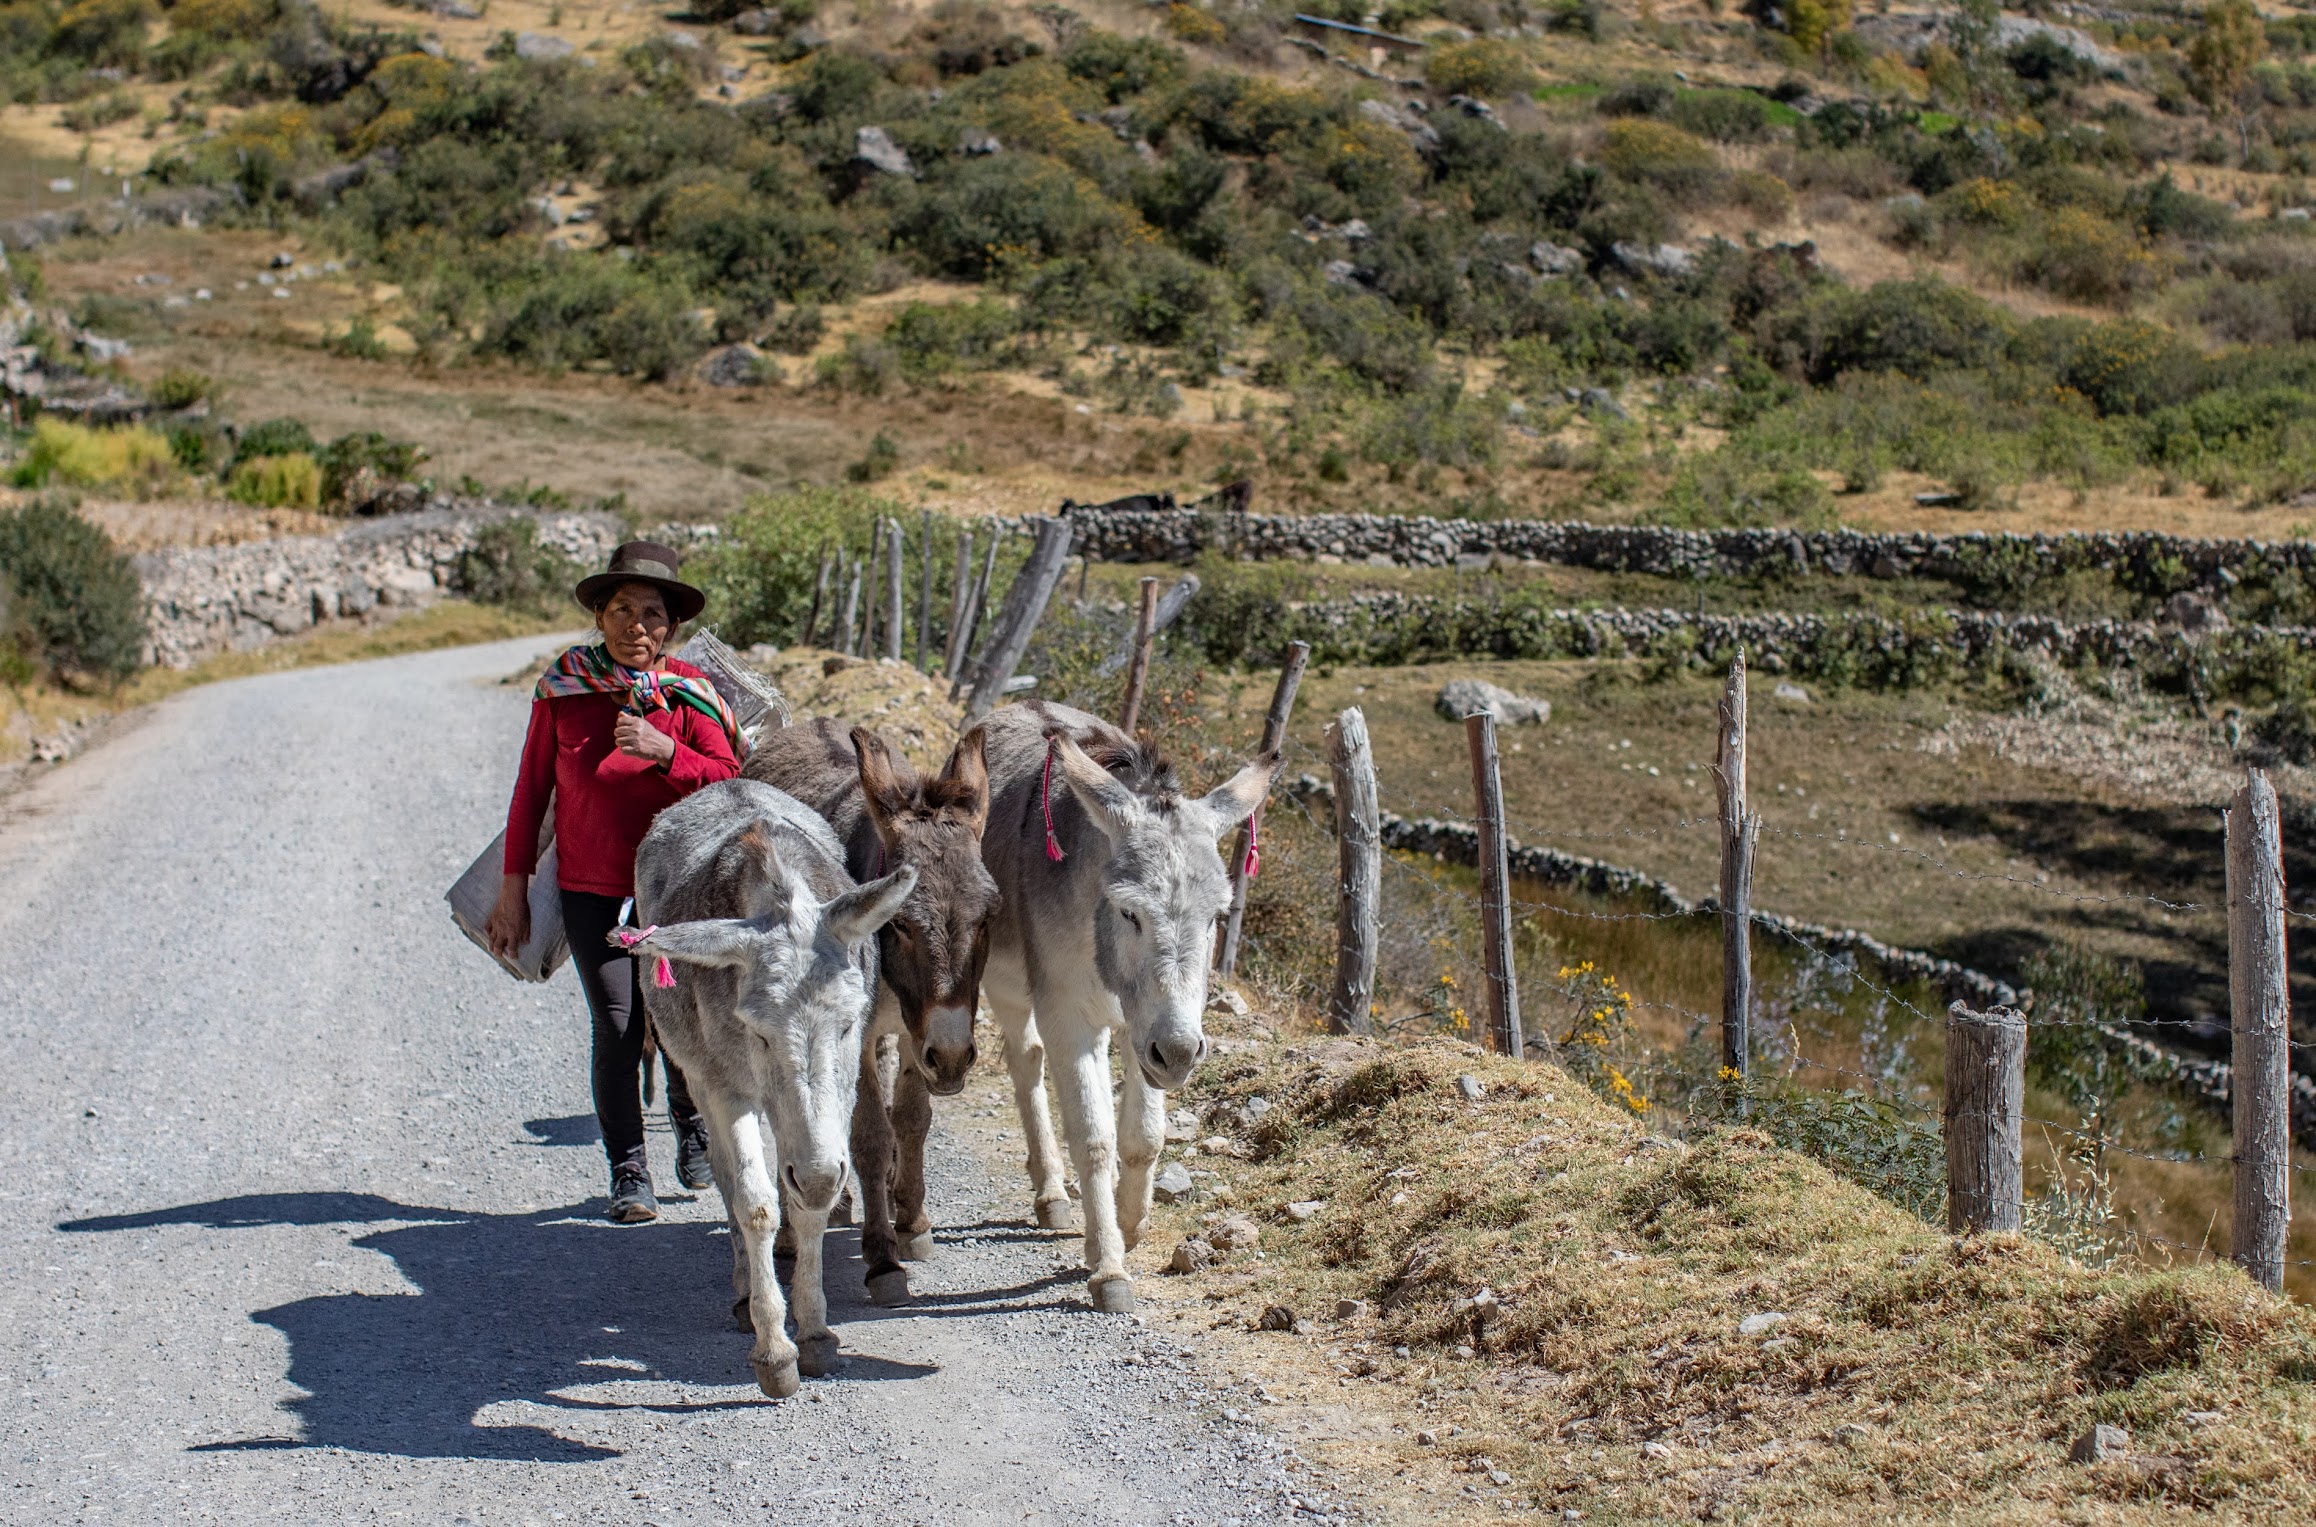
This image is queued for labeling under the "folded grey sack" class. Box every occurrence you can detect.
[446,805,569,983]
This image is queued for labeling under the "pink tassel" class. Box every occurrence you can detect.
[615,923,658,949]
[1243,811,1261,880]
[653,956,676,989]
[1040,740,1066,863]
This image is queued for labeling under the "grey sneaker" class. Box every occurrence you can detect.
[608,1162,659,1224]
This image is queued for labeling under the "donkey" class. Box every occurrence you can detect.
[744,718,997,1305]
[623,778,916,1397]
[980,701,1278,1312]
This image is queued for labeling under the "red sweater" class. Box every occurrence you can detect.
[504,658,741,897]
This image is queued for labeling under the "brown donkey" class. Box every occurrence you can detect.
[744,718,996,1304]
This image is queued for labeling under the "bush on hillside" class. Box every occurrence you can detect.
[10,420,177,496]
[0,497,146,685]
[227,452,323,509]
[1425,37,1533,99]
[689,487,905,648]
[456,518,583,616]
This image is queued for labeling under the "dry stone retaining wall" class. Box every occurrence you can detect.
[1064,507,2316,591]
[135,502,622,668]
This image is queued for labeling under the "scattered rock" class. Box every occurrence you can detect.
[30,734,75,764]
[1198,1135,1246,1159]
[1335,1298,1369,1320]
[1611,241,1695,278]
[1437,678,1550,727]
[1416,1428,1441,1446]
[854,125,916,177]
[1284,1199,1325,1221]
[1835,1422,1871,1445]
[2181,1410,2226,1428]
[959,127,1002,156]
[1530,240,1584,276]
[1579,387,1629,423]
[1209,1215,1261,1252]
[1737,1312,1787,1337]
[2069,1424,2130,1464]
[1164,1108,1200,1142]
[1454,1074,1486,1103]
[1153,1162,1196,1204]
[2162,590,2230,638]
[729,7,779,33]
[697,343,767,388]
[1642,1441,1673,1460]
[1321,259,1365,288]
[1208,986,1249,1017]
[514,31,575,61]
[1772,681,1810,705]
[1257,1304,1298,1331]
[1168,1237,1214,1274]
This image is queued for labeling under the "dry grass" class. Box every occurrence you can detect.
[1143,1032,2316,1524]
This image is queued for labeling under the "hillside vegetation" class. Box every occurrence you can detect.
[20,0,2316,526]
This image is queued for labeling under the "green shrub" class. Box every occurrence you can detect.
[845,430,901,481]
[152,367,214,410]
[227,453,324,509]
[2061,319,2201,416]
[11,420,178,495]
[235,417,318,461]
[690,487,903,647]
[883,298,1021,382]
[898,155,1140,278]
[763,304,826,355]
[0,497,146,684]
[1599,119,1721,199]
[1425,37,1533,99]
[1670,87,1778,143]
[319,431,428,509]
[456,518,582,615]
[1656,458,1835,528]
[1063,29,1184,101]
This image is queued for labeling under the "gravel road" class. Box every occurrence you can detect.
[0,635,1353,1526]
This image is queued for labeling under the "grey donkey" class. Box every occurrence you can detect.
[980,701,1279,1312]
[744,717,997,1306]
[623,779,916,1397]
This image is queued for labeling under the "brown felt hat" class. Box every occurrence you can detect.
[575,540,706,624]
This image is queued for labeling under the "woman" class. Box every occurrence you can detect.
[487,541,745,1223]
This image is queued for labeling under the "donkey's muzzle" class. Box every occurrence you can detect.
[782,1160,846,1215]
[1141,1029,1206,1092]
[921,1003,979,1095]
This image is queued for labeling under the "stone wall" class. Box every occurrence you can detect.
[135,501,623,668]
[1064,507,2316,591]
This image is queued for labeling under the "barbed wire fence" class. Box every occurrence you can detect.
[1207,648,2310,1295]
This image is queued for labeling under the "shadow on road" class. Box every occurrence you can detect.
[521,1115,600,1147]
[60,1193,882,1461]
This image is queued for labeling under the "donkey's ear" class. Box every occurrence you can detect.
[1198,748,1283,830]
[850,727,916,832]
[1050,730,1140,843]
[620,918,760,971]
[935,725,991,833]
[735,823,794,921]
[824,865,919,948]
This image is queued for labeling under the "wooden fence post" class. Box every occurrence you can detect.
[801,542,832,647]
[1944,1001,2026,1233]
[964,517,1075,719]
[833,556,860,657]
[948,527,1001,696]
[2227,766,2292,1293]
[1116,575,1160,736]
[884,516,905,662]
[1217,641,1309,981]
[1714,650,1760,1077]
[918,509,935,671]
[1327,706,1378,1036]
[861,518,885,658]
[943,530,974,681]
[1465,710,1525,1059]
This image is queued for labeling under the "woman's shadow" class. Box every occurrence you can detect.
[61,1192,799,1462]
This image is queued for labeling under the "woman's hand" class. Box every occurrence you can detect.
[615,712,677,767]
[486,873,532,958]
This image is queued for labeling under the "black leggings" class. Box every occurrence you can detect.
[561,889,703,1170]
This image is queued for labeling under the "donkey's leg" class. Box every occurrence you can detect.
[785,1192,840,1379]
[1115,1057,1165,1253]
[850,1047,910,1307]
[1046,1016,1133,1312]
[712,1100,800,1398]
[700,1100,754,1328]
[890,1064,935,1261]
[985,955,1071,1229]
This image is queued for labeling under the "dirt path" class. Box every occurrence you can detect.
[0,634,1354,1525]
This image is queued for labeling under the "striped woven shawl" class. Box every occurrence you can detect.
[534,643,748,759]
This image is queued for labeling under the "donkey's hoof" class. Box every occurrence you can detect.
[865,1268,912,1306]
[732,1296,754,1333]
[1089,1274,1138,1314]
[897,1231,937,1262]
[751,1356,800,1400]
[797,1334,842,1378]
[1035,1197,1077,1232]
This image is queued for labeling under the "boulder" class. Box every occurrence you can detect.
[698,342,767,388]
[1153,1162,1196,1204]
[854,125,916,177]
[514,31,574,61]
[2069,1424,2130,1464]
[729,7,779,34]
[1169,1237,1215,1274]
[1436,679,1550,727]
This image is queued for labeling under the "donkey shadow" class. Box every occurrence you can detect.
[58,1192,935,1463]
